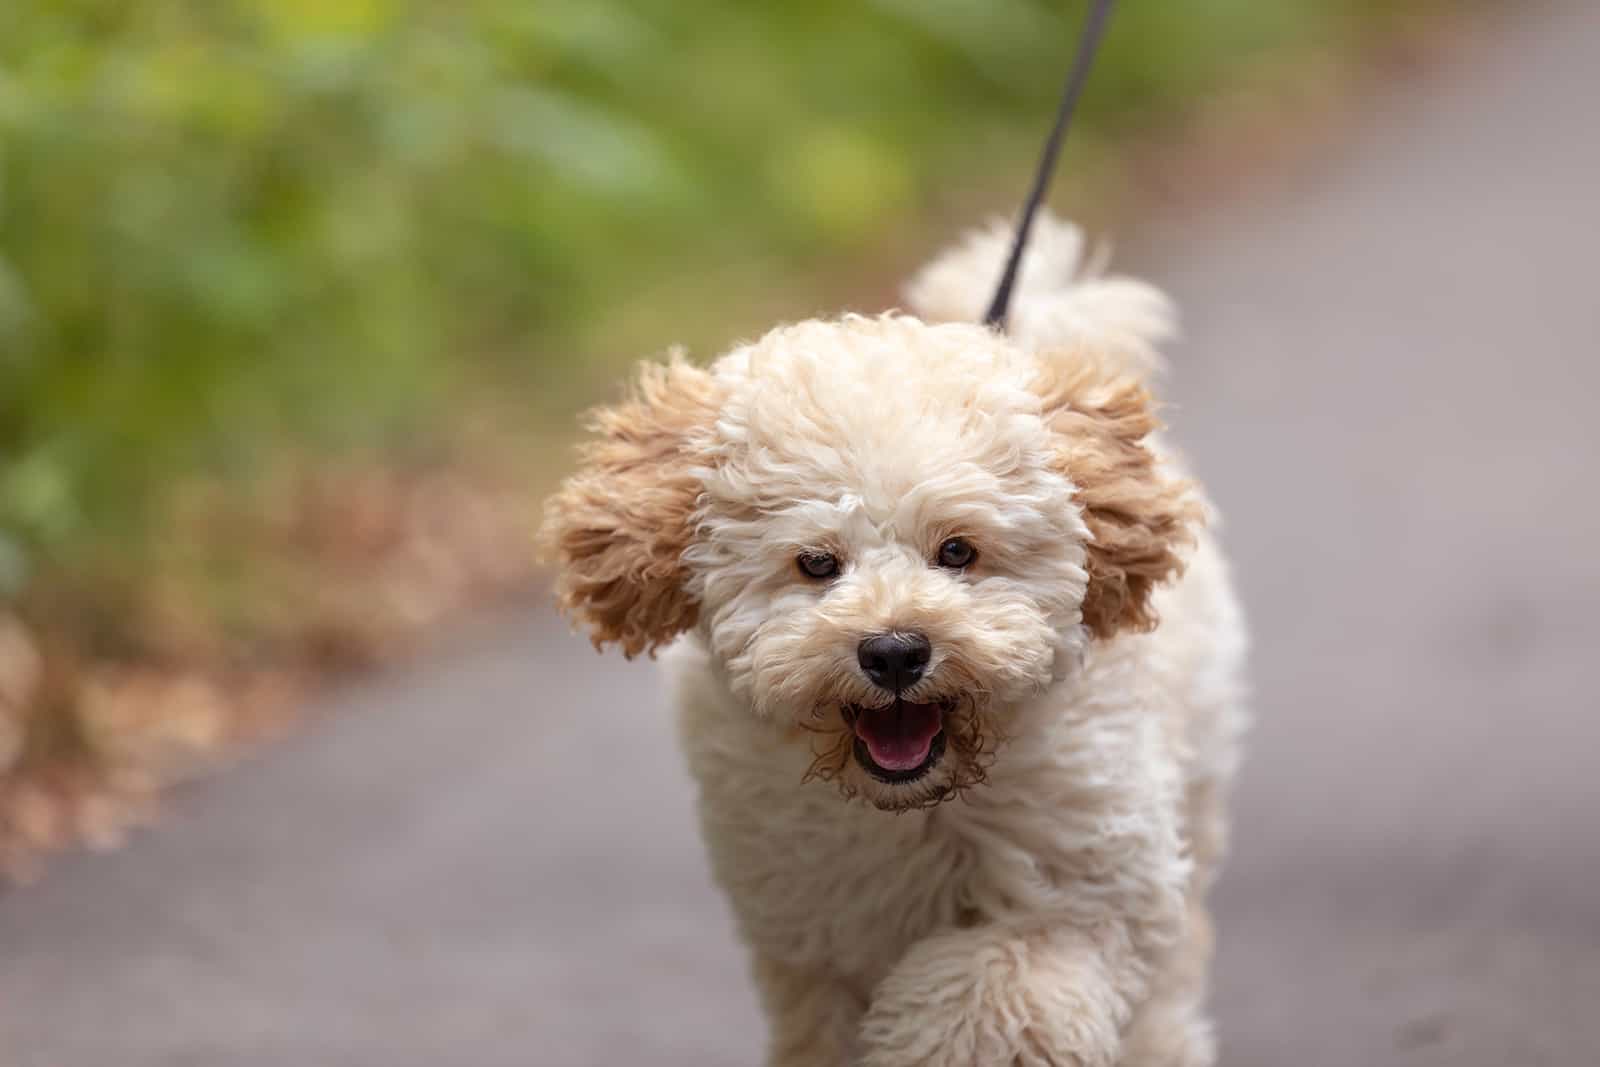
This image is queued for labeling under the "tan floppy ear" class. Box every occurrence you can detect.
[538,355,720,657]
[1034,352,1202,639]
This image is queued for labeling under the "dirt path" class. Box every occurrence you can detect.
[3,3,1598,1064]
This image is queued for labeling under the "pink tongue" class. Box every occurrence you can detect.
[857,702,942,771]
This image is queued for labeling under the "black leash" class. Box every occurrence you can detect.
[983,0,1117,330]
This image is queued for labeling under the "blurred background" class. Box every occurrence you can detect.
[4,1,1598,1065]
[0,0,1432,867]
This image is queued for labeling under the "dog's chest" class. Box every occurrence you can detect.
[673,655,995,987]
[699,776,983,987]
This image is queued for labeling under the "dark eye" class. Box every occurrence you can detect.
[797,551,840,580]
[936,537,977,570]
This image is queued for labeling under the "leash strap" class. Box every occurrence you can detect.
[983,0,1117,329]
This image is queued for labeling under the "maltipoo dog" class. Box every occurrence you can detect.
[541,214,1247,1066]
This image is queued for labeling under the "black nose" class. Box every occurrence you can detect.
[857,632,932,692]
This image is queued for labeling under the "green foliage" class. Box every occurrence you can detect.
[0,0,1391,574]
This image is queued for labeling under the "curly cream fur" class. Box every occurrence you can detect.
[542,214,1248,1066]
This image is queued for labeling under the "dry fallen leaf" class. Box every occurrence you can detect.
[0,614,42,774]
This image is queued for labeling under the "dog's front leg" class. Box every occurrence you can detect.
[855,919,1150,1067]
[754,954,866,1067]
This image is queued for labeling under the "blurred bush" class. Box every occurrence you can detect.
[0,0,1443,869]
[0,0,1411,591]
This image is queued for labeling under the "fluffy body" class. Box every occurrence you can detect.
[542,215,1248,1066]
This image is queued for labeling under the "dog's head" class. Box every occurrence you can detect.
[541,315,1197,810]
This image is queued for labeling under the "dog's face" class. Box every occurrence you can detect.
[543,315,1195,810]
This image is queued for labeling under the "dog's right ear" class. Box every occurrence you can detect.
[538,355,721,658]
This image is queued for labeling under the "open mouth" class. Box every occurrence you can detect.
[846,699,949,784]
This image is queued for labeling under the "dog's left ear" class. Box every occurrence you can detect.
[1033,352,1202,639]
[539,355,721,658]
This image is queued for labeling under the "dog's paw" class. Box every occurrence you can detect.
[855,931,1124,1067]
